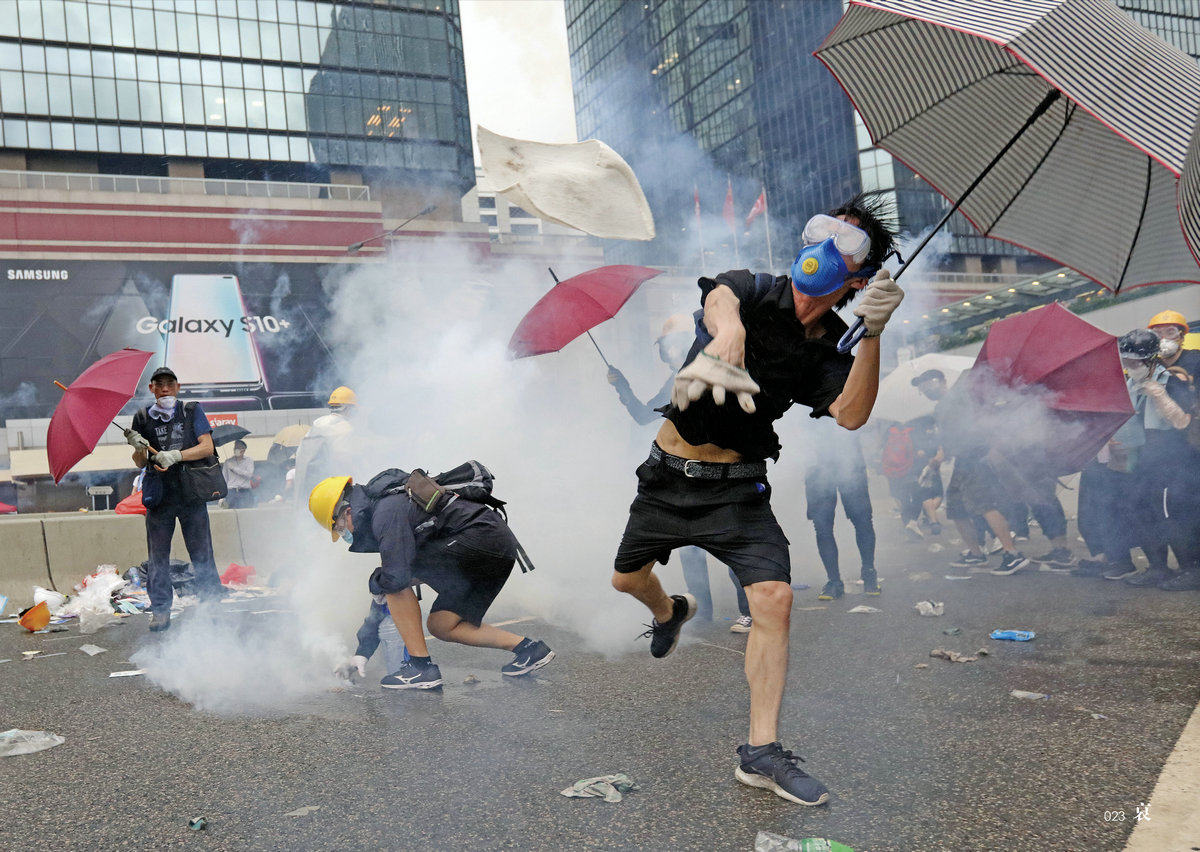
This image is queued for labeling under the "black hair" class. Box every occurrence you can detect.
[827,190,899,308]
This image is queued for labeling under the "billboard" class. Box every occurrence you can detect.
[1,260,347,421]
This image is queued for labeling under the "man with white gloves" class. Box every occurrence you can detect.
[610,192,902,808]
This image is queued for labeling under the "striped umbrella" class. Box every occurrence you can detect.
[1179,105,1200,265]
[817,0,1200,350]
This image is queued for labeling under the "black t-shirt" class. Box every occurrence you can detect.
[663,270,855,461]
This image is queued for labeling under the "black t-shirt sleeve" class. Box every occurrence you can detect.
[698,269,763,310]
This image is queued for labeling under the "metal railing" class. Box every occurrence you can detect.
[0,169,371,202]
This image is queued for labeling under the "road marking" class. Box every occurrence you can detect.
[1123,697,1200,850]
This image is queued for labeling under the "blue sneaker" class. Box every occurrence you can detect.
[735,742,830,806]
[501,640,555,676]
[639,594,697,658]
[380,661,443,690]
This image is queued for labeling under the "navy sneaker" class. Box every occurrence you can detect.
[1125,568,1172,587]
[639,594,697,659]
[818,579,844,601]
[1072,558,1112,578]
[949,551,987,568]
[735,743,830,806]
[991,551,1031,576]
[1160,570,1200,591]
[380,661,443,690]
[861,569,881,596]
[501,640,556,676]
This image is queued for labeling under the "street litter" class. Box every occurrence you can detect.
[17,602,51,632]
[908,572,933,581]
[188,817,207,831]
[0,729,66,757]
[754,831,855,851]
[0,593,7,616]
[78,644,106,656]
[790,582,810,590]
[991,629,1036,641]
[33,587,67,610]
[108,669,146,677]
[914,601,944,617]
[463,674,480,684]
[847,605,881,613]
[284,806,320,817]
[928,543,944,553]
[560,773,640,803]
[914,663,929,669]
[31,652,66,659]
[943,574,972,580]
[930,648,979,663]
[1010,689,1050,700]
[942,627,961,635]
[21,650,41,658]
[1092,713,1108,720]
[58,566,130,634]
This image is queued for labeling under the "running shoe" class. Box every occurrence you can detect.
[1072,558,1112,578]
[1160,570,1200,591]
[1034,547,1076,568]
[904,520,924,540]
[729,615,753,633]
[501,640,556,676]
[735,743,830,806]
[991,551,1031,576]
[380,661,444,689]
[949,551,987,568]
[639,594,697,659]
[1102,563,1139,581]
[817,580,844,601]
[1124,568,1172,588]
[862,569,881,596]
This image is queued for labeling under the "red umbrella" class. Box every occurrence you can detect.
[507,265,662,360]
[971,303,1134,475]
[47,348,156,484]
[0,501,16,514]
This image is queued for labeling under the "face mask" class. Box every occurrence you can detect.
[1159,339,1181,358]
[155,395,177,411]
[1125,363,1150,381]
[657,332,692,368]
[339,529,353,545]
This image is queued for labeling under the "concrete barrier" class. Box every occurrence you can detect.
[0,518,53,606]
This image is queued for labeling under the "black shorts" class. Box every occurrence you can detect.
[614,456,790,586]
[944,457,1004,520]
[416,520,516,625]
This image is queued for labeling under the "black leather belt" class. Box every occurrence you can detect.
[648,443,766,480]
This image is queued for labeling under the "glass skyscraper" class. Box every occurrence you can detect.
[0,0,473,194]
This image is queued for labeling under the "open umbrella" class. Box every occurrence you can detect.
[46,348,155,484]
[1177,103,1200,266]
[874,353,975,422]
[212,424,251,447]
[271,424,310,447]
[969,303,1133,475]
[816,0,1200,351]
[0,501,16,514]
[507,265,662,360]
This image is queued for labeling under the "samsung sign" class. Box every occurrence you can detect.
[7,269,70,280]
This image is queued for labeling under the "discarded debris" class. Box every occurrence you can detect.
[0,729,66,757]
[914,663,929,669]
[990,629,1036,641]
[1091,713,1108,720]
[754,831,855,851]
[914,601,944,617]
[941,627,961,635]
[284,806,320,817]
[78,644,107,656]
[463,674,480,685]
[908,572,933,581]
[188,817,207,831]
[943,574,972,580]
[1010,689,1049,700]
[790,582,810,590]
[108,669,146,678]
[21,650,41,659]
[930,648,979,663]
[560,773,640,803]
[847,605,881,614]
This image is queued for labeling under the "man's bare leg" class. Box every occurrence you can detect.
[743,580,792,746]
[983,509,1017,552]
[426,610,523,651]
[385,589,429,656]
[612,561,675,623]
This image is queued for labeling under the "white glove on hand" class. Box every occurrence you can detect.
[852,269,905,335]
[335,655,368,680]
[153,449,183,469]
[124,428,151,452]
[671,352,761,414]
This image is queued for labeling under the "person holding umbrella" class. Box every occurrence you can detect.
[610,193,904,806]
[126,367,226,632]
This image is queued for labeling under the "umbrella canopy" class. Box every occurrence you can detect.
[1178,104,1200,266]
[507,265,662,359]
[0,501,16,514]
[212,424,251,447]
[816,0,1200,294]
[874,353,976,422]
[46,348,155,484]
[970,303,1133,475]
[271,424,310,447]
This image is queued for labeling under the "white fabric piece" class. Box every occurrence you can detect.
[478,126,655,241]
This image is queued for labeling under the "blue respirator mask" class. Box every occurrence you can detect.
[790,214,876,297]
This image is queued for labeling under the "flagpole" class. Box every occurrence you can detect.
[763,189,774,271]
[694,183,705,271]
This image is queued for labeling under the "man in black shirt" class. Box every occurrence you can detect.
[611,194,903,806]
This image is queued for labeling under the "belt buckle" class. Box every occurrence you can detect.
[683,459,704,478]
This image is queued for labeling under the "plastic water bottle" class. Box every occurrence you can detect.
[377,616,409,673]
[990,629,1036,641]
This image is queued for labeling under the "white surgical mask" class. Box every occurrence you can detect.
[156,395,177,410]
[1159,339,1181,358]
[1126,363,1150,381]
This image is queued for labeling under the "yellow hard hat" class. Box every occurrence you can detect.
[309,476,352,541]
[327,386,358,407]
[1148,310,1187,331]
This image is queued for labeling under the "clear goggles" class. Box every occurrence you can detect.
[1150,325,1184,341]
[802,214,871,264]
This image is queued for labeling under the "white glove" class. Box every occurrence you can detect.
[671,352,761,414]
[852,269,905,335]
[124,429,151,452]
[335,655,368,680]
[153,449,183,469]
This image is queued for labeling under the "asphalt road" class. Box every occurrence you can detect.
[2,517,1198,852]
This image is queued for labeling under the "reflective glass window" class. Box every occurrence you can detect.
[177,12,199,53]
[266,90,286,129]
[86,3,112,45]
[93,77,117,119]
[296,1,319,28]
[0,43,20,70]
[248,133,269,159]
[220,16,242,55]
[48,75,72,113]
[195,0,218,15]
[280,23,301,62]
[159,55,180,83]
[21,44,45,73]
[182,84,204,123]
[68,48,91,75]
[91,50,114,77]
[201,59,222,86]
[289,137,310,160]
[223,88,246,125]
[298,26,322,63]
[247,93,267,127]
[133,8,156,47]
[24,73,49,114]
[75,122,97,151]
[45,46,69,74]
[97,124,119,151]
[165,128,186,155]
[116,79,140,120]
[110,5,134,47]
[206,131,227,157]
[256,0,280,24]
[142,126,164,155]
[18,0,44,39]
[180,58,201,84]
[227,132,249,158]
[155,9,179,51]
[204,85,225,123]
[260,21,281,60]
[197,15,220,53]
[285,92,305,130]
[0,6,18,38]
[70,75,94,115]
[269,134,290,160]
[139,82,162,122]
[3,119,28,147]
[120,124,142,153]
[137,54,158,81]
[278,1,298,24]
[238,19,259,59]
[0,72,26,111]
[161,83,183,122]
[263,64,283,90]
[28,121,52,149]
[242,63,262,89]
[185,129,207,156]
[114,51,136,79]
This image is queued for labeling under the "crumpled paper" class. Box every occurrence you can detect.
[930,647,979,663]
[478,126,655,241]
[847,605,881,614]
[560,773,640,802]
[914,600,944,617]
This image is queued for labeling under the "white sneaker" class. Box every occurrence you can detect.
[904,520,924,539]
[730,615,753,633]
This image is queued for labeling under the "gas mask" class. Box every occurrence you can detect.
[1159,338,1181,359]
[156,395,177,411]
[790,214,876,297]
[1124,361,1151,382]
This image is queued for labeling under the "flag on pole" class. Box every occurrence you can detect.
[723,179,736,232]
[694,184,702,224]
[745,189,766,227]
